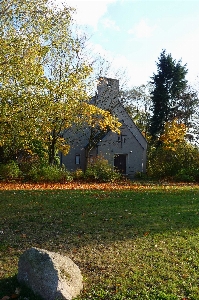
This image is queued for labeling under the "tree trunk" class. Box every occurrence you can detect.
[48,134,56,165]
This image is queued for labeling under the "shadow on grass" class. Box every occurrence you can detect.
[0,188,199,250]
[1,188,199,299]
[0,275,43,299]
[0,275,18,299]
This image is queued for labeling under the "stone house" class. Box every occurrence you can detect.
[60,77,147,178]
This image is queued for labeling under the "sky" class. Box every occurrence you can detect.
[57,0,199,88]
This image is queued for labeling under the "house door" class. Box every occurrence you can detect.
[114,154,126,174]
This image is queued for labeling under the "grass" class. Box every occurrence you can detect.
[1,184,199,299]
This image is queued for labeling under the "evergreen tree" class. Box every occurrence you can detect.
[149,50,189,140]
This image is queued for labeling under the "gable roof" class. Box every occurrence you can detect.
[93,77,147,150]
[112,101,147,150]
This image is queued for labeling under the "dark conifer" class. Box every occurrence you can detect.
[150,50,188,140]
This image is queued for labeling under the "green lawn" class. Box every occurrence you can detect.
[1,185,199,299]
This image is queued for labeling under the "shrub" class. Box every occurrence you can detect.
[84,156,122,182]
[134,171,148,180]
[147,142,199,182]
[174,172,195,183]
[72,169,84,180]
[18,154,44,180]
[0,161,21,181]
[28,164,72,183]
[174,167,199,183]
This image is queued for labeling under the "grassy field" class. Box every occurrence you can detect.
[1,183,199,299]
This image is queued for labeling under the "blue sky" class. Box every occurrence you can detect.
[57,0,199,88]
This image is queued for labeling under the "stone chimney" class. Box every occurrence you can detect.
[96,77,119,110]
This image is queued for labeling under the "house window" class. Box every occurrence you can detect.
[117,134,127,146]
[75,154,80,165]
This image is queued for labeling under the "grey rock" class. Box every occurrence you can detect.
[17,247,83,300]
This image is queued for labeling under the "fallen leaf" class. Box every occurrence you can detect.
[10,295,18,299]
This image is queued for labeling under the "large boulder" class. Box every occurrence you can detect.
[17,247,83,300]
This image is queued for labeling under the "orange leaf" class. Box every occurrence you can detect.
[10,294,18,299]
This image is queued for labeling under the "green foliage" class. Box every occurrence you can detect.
[174,167,199,183]
[28,164,73,183]
[0,159,73,183]
[0,161,21,181]
[149,49,194,140]
[134,171,148,180]
[147,142,199,181]
[84,156,122,182]
[72,169,84,180]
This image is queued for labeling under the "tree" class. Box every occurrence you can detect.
[0,0,121,165]
[159,119,187,151]
[0,1,48,160]
[0,0,57,160]
[149,49,196,140]
[81,104,121,171]
[147,123,199,181]
[120,84,152,138]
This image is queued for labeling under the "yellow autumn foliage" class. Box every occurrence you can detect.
[56,138,70,156]
[82,103,121,134]
[0,0,121,164]
[159,119,187,151]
